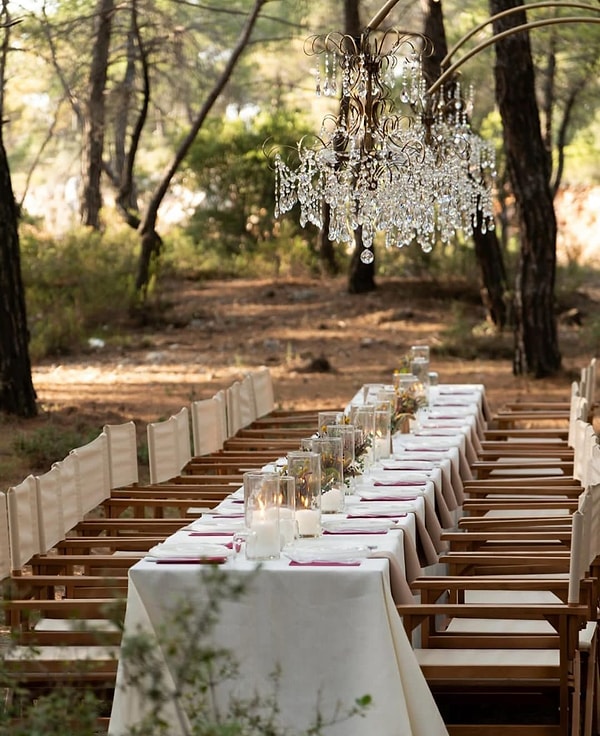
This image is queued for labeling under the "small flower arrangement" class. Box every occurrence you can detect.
[391,389,427,434]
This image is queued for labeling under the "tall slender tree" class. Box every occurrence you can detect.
[0,5,37,417]
[81,0,115,228]
[421,0,509,329]
[491,0,561,376]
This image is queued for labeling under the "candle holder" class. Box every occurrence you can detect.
[286,451,322,538]
[317,410,345,436]
[373,407,392,461]
[302,436,345,513]
[277,474,296,547]
[348,403,376,472]
[242,471,281,561]
[324,423,357,493]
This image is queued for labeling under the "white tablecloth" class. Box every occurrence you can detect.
[109,383,487,736]
[109,533,448,736]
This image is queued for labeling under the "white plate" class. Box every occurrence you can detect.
[283,541,370,564]
[189,517,246,532]
[146,542,233,560]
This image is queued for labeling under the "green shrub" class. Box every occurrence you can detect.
[20,224,138,360]
[12,423,99,471]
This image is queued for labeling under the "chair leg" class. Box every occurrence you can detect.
[583,628,597,736]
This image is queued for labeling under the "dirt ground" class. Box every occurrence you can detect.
[0,275,594,487]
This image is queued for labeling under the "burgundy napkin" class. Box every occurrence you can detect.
[373,480,426,486]
[360,496,417,502]
[288,560,361,567]
[323,529,388,535]
[347,512,408,519]
[154,556,229,565]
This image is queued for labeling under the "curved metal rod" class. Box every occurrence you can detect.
[441,1,600,69]
[427,15,600,97]
[366,0,403,31]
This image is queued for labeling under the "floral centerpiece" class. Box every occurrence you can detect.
[392,386,427,434]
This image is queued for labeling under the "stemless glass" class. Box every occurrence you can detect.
[286,451,322,538]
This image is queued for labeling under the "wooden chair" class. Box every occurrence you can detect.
[398,494,595,736]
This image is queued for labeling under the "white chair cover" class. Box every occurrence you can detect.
[191,397,224,456]
[35,464,65,552]
[104,421,139,488]
[226,381,243,437]
[172,406,192,470]
[213,389,229,440]
[249,366,275,417]
[239,374,257,427]
[53,452,83,534]
[7,475,41,570]
[147,415,180,484]
[0,492,12,580]
[71,432,111,516]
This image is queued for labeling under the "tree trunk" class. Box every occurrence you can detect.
[81,0,114,228]
[0,140,37,417]
[348,226,376,293]
[422,0,508,329]
[491,0,560,376]
[134,0,267,300]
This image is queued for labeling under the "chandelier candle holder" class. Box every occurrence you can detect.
[273,26,496,261]
[286,451,322,537]
[243,471,281,561]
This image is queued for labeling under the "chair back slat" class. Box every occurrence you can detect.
[104,421,139,488]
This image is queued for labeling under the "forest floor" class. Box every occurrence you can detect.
[0,274,597,487]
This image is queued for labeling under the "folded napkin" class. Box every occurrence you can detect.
[155,557,228,565]
[348,512,408,519]
[360,495,418,502]
[373,479,426,487]
[146,541,232,562]
[381,460,434,471]
[288,560,361,567]
[323,529,388,536]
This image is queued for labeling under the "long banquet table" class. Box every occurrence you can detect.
[108,384,489,736]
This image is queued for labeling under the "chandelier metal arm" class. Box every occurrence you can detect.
[427,15,600,97]
[366,0,403,32]
[439,1,600,71]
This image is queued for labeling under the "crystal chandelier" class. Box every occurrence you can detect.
[273,28,496,263]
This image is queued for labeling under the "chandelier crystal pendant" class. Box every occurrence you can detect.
[273,29,496,262]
